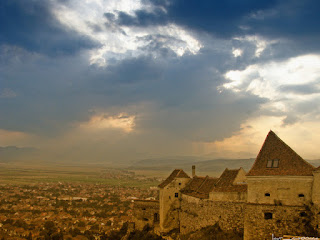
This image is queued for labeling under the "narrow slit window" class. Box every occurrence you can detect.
[299,194,305,198]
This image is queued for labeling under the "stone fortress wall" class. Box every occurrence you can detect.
[180,195,245,234]
[132,131,320,240]
[132,200,159,231]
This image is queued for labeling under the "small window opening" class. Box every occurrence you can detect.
[175,193,179,198]
[264,212,273,220]
[298,194,305,198]
[179,183,181,185]
[143,218,149,221]
[300,212,307,217]
[142,208,146,210]
[267,159,280,168]
[154,213,159,222]
[265,193,270,197]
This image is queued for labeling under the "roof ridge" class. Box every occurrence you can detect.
[247,131,271,176]
[197,175,209,191]
[270,131,315,169]
[247,130,315,176]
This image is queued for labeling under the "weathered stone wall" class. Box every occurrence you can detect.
[180,194,245,235]
[312,170,320,206]
[159,177,190,233]
[209,191,247,202]
[244,203,313,240]
[133,200,159,231]
[247,176,313,206]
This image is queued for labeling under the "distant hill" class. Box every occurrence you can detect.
[129,157,320,176]
[0,146,38,162]
[129,157,256,173]
[308,159,320,168]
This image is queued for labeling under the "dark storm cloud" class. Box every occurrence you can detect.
[0,42,264,142]
[113,0,320,53]
[115,0,277,37]
[245,0,320,53]
[116,8,168,27]
[0,0,98,56]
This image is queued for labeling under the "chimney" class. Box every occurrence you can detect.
[192,165,196,177]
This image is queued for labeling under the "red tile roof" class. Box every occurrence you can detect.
[212,168,247,192]
[158,169,190,188]
[247,130,315,176]
[181,176,219,199]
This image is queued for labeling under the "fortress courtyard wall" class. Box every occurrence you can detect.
[132,200,159,231]
[247,176,313,206]
[244,204,313,240]
[180,194,245,235]
[209,191,247,202]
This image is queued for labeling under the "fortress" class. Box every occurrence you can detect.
[133,131,320,239]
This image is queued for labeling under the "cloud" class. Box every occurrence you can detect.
[79,113,135,133]
[117,0,277,37]
[114,0,320,58]
[1,0,320,162]
[0,88,17,98]
[0,0,98,56]
[222,54,320,125]
[0,42,264,152]
[197,115,320,160]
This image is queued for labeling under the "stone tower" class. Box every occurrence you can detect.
[244,130,315,240]
[158,169,190,233]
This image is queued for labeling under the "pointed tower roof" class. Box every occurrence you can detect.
[158,169,190,188]
[247,130,315,176]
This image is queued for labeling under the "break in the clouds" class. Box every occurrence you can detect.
[1,0,320,162]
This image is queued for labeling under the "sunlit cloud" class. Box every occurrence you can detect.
[232,48,243,57]
[0,129,32,146]
[51,0,202,66]
[79,113,135,132]
[234,35,278,57]
[222,54,320,120]
[192,115,320,160]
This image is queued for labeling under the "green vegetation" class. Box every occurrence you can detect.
[0,164,159,188]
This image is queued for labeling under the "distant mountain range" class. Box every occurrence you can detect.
[129,157,255,172]
[1,147,320,173]
[129,157,320,176]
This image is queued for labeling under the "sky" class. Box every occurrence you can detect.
[1,0,320,163]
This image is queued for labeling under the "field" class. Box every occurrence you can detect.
[0,162,160,188]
